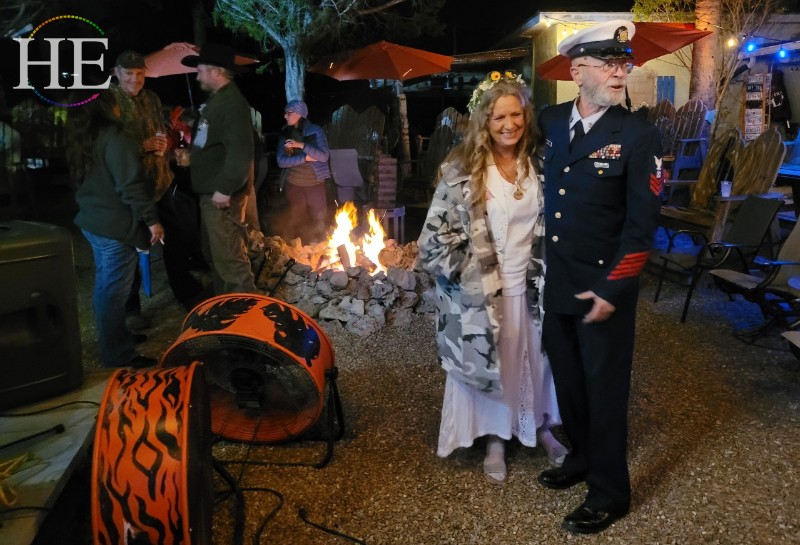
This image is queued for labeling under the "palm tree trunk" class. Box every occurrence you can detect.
[690,0,721,110]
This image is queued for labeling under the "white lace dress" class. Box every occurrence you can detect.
[437,166,561,457]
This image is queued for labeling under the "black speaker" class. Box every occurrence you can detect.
[0,221,83,409]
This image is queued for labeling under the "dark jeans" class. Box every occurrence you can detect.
[82,229,138,367]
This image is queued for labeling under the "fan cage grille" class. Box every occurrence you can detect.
[161,333,323,443]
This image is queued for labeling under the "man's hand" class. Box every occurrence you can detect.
[575,291,616,323]
[148,223,165,245]
[211,191,231,209]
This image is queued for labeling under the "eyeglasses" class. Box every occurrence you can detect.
[576,60,635,74]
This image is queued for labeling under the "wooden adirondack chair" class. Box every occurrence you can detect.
[416,107,468,157]
[326,105,386,160]
[436,107,469,137]
[325,104,387,187]
[400,124,456,204]
[647,98,677,156]
[660,128,742,236]
[659,98,709,183]
[660,127,786,241]
[729,127,785,196]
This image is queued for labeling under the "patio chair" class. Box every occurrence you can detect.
[664,99,708,180]
[329,148,368,205]
[651,195,784,323]
[646,98,677,155]
[660,128,786,241]
[710,220,800,342]
[399,124,455,204]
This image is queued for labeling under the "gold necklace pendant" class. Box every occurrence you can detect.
[513,187,524,200]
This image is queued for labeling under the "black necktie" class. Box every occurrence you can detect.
[571,122,585,151]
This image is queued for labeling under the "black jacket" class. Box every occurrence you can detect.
[538,103,663,315]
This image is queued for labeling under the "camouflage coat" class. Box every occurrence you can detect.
[417,161,545,395]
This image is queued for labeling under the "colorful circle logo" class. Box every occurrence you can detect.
[25,15,107,107]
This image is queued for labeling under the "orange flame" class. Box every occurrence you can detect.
[326,202,387,273]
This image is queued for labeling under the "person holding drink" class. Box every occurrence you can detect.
[110,50,173,331]
[276,100,332,244]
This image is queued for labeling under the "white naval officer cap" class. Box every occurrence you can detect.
[557,19,635,60]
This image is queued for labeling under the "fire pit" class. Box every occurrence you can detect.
[250,203,435,335]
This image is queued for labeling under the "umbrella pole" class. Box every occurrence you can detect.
[185,73,195,110]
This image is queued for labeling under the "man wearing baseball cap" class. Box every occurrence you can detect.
[111,50,174,332]
[180,43,257,295]
[536,20,663,534]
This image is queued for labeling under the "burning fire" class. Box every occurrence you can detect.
[327,202,387,273]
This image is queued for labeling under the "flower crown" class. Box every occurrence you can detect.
[467,70,526,114]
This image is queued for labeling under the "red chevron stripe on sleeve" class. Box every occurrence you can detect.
[650,173,663,196]
[607,251,650,280]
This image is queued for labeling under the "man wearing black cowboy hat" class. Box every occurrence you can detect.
[180,43,257,295]
[536,20,663,534]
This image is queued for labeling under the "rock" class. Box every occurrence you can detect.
[330,271,349,289]
[318,298,352,322]
[370,280,394,299]
[387,266,416,291]
[366,300,386,319]
[388,308,413,327]
[316,280,338,299]
[346,315,382,336]
[396,290,419,309]
[294,298,322,317]
[417,288,437,314]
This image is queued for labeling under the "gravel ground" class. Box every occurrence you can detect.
[63,221,800,545]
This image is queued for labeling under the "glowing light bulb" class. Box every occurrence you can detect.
[745,42,756,53]
[779,48,787,59]
[726,37,737,48]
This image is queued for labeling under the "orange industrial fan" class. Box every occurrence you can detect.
[159,294,341,446]
[92,362,212,545]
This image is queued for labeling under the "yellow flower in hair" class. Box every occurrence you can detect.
[467,69,528,114]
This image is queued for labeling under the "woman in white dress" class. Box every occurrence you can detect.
[417,71,566,484]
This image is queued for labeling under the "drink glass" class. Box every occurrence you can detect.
[154,131,165,157]
[720,180,732,198]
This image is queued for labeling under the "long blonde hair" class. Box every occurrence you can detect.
[444,78,539,205]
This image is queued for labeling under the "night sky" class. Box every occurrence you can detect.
[2,1,635,135]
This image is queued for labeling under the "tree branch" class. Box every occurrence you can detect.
[356,0,408,16]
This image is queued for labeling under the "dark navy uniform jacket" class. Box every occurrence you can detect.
[538,102,663,316]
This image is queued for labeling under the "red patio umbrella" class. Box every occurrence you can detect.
[144,42,259,77]
[308,40,453,82]
[309,41,453,164]
[143,42,259,109]
[536,22,713,81]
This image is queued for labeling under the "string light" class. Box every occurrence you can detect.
[726,37,738,48]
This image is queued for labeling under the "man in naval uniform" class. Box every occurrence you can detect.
[536,20,664,534]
